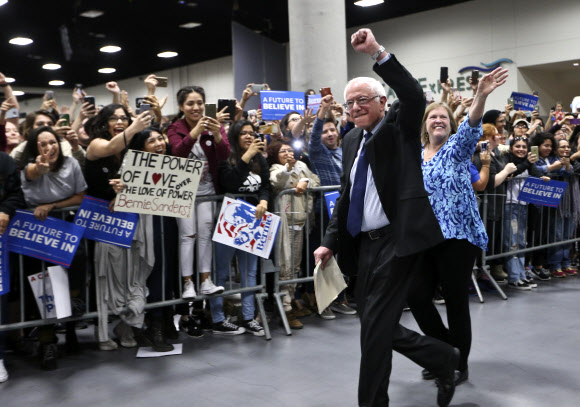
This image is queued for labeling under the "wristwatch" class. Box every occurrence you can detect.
[371,45,386,61]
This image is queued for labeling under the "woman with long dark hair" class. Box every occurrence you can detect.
[209,120,269,336]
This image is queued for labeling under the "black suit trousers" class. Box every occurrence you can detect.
[356,227,455,407]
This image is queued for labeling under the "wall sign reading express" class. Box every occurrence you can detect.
[114,150,203,219]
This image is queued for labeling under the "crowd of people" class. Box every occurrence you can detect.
[0,55,579,393]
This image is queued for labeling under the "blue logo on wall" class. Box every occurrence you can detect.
[458,58,513,73]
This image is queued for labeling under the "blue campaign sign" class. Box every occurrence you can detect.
[6,210,85,267]
[324,191,340,216]
[517,177,568,207]
[510,92,539,112]
[74,195,138,248]
[0,233,9,296]
[260,91,306,120]
[307,94,322,114]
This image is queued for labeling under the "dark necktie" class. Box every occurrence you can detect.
[347,132,371,237]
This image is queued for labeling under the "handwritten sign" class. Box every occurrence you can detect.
[517,177,568,207]
[7,210,85,267]
[261,91,306,120]
[510,92,539,112]
[324,191,339,216]
[212,197,281,259]
[75,196,138,248]
[0,233,9,296]
[114,150,203,219]
[307,94,322,114]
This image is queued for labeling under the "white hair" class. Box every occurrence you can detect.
[343,77,386,102]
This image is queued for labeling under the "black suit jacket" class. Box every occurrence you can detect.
[321,55,444,276]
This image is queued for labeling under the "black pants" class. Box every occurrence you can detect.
[407,238,480,372]
[356,227,455,407]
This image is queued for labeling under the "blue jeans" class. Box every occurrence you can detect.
[503,204,528,283]
[548,213,573,271]
[210,243,258,324]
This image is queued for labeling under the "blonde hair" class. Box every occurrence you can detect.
[482,123,497,141]
[421,102,458,146]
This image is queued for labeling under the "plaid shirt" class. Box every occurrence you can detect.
[308,118,342,186]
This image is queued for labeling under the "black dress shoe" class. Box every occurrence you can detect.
[435,347,460,407]
[455,368,468,385]
[40,343,58,371]
[422,368,435,380]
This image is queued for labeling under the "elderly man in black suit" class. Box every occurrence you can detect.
[314,29,459,407]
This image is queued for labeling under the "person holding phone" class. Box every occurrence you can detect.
[501,136,547,290]
[267,141,320,329]
[210,120,268,336]
[167,87,229,325]
[85,104,152,351]
[0,98,23,154]
[409,67,509,387]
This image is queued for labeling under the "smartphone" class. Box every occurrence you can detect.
[452,88,461,99]
[59,113,70,126]
[204,103,217,119]
[533,105,539,113]
[250,84,267,93]
[136,97,145,108]
[440,67,448,84]
[531,146,539,157]
[480,141,488,151]
[425,90,434,103]
[84,96,96,107]
[254,133,264,142]
[471,70,479,85]
[45,90,54,100]
[320,87,332,97]
[508,98,514,109]
[155,76,168,87]
[137,103,151,115]
[218,99,236,119]
[5,107,19,119]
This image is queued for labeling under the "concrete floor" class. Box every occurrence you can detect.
[1,276,579,407]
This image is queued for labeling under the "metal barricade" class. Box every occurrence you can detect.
[478,173,580,300]
[0,193,272,340]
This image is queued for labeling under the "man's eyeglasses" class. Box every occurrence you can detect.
[343,95,379,112]
[108,116,130,123]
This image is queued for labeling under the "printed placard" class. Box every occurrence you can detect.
[27,266,72,319]
[324,191,339,216]
[307,94,322,114]
[74,195,139,248]
[7,210,85,267]
[260,91,306,120]
[510,92,539,112]
[517,177,568,207]
[114,150,203,219]
[212,197,281,259]
[0,233,9,296]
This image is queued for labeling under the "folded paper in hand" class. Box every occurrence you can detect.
[314,258,347,314]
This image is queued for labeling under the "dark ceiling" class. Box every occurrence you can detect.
[0,0,470,92]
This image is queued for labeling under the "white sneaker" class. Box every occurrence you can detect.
[182,279,196,298]
[200,278,224,295]
[0,359,8,383]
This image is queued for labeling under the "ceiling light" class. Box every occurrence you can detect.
[13,91,24,96]
[80,10,104,18]
[42,63,61,70]
[158,51,178,58]
[9,37,33,46]
[0,0,8,7]
[100,45,121,53]
[354,0,384,6]
[574,63,579,67]
[98,68,116,73]
[4,77,15,83]
[49,80,65,86]
[179,22,201,29]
